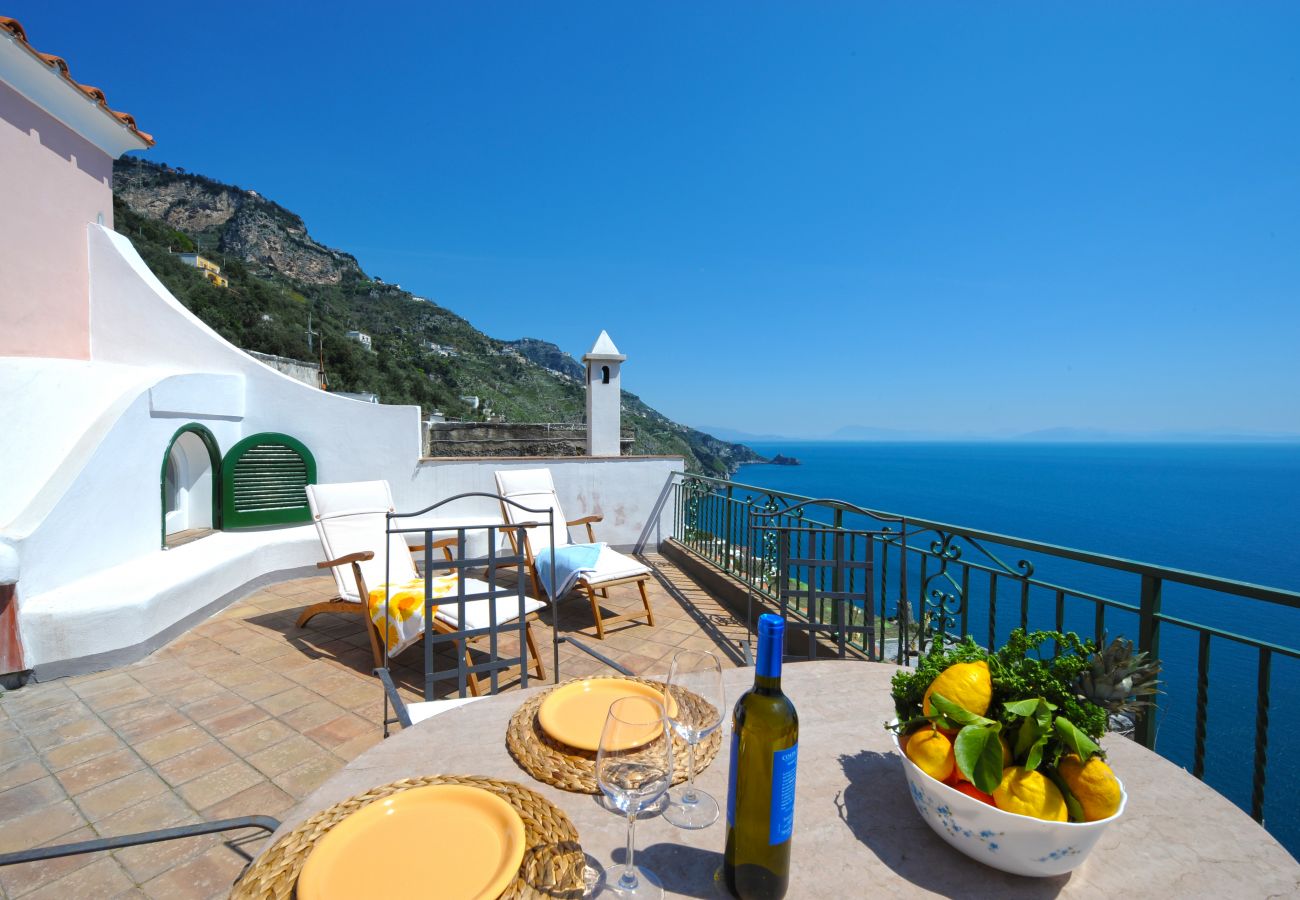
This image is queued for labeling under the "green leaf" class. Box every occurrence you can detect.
[955,724,1005,794]
[1015,714,1042,759]
[1054,716,1101,760]
[1002,698,1042,716]
[1044,767,1085,823]
[1024,733,1048,771]
[928,693,995,728]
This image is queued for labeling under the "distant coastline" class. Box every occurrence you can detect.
[699,424,1300,445]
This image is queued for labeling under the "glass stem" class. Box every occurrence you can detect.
[621,811,638,888]
[684,740,698,804]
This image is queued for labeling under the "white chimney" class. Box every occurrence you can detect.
[583,331,627,457]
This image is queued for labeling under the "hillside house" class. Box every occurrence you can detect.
[175,252,228,287]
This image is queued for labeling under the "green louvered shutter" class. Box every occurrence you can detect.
[220,433,317,528]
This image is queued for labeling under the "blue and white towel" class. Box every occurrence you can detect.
[536,542,604,598]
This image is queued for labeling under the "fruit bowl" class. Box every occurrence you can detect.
[893,730,1127,877]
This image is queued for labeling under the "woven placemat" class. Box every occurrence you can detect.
[230,774,585,900]
[506,676,723,794]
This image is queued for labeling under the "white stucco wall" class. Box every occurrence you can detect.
[2,225,686,675]
[399,456,683,551]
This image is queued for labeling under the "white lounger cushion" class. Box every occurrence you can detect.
[581,545,651,586]
[495,468,650,593]
[434,578,547,631]
[406,695,482,724]
[307,481,415,604]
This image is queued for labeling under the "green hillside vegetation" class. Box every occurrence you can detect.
[111,168,762,476]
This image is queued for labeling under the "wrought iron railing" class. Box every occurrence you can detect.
[669,472,1300,836]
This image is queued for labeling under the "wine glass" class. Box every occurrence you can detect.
[662,649,725,829]
[596,696,673,898]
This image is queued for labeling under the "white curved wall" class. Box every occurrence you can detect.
[3,226,424,670]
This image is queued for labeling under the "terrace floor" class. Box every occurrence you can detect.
[0,552,746,899]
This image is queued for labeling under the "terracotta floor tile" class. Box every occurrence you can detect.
[82,682,153,713]
[303,713,371,750]
[12,699,98,737]
[330,730,382,762]
[180,692,244,724]
[221,719,295,757]
[115,708,190,745]
[254,685,319,717]
[153,741,239,788]
[53,749,143,796]
[68,673,137,699]
[278,699,348,732]
[22,853,135,900]
[199,780,296,821]
[229,673,296,703]
[74,770,170,823]
[0,799,87,854]
[93,791,195,838]
[0,824,97,897]
[134,724,212,765]
[26,714,112,752]
[246,735,331,779]
[0,776,65,823]
[271,753,343,799]
[176,761,264,811]
[113,829,217,885]
[140,843,253,899]
[167,677,227,708]
[2,685,76,714]
[41,732,124,772]
[203,705,271,738]
[0,757,48,794]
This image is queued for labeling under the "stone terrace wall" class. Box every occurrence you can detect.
[424,422,633,457]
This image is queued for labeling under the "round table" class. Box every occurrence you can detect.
[274,660,1300,897]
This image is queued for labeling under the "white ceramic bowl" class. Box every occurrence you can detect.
[894,731,1127,877]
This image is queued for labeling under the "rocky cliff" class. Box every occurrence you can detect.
[506,338,585,381]
[113,159,362,285]
[110,158,765,475]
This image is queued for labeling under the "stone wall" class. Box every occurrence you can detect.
[245,350,323,389]
[425,422,633,458]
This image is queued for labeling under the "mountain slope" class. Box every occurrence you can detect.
[111,158,762,475]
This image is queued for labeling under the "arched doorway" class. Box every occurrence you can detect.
[161,424,221,547]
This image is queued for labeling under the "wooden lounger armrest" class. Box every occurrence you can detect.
[567,514,602,543]
[317,551,374,569]
[425,538,458,561]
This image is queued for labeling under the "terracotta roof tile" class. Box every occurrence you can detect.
[1,15,153,146]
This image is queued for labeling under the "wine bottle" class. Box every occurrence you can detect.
[724,613,799,899]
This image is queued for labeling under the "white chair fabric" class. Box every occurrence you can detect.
[406,695,483,724]
[494,468,650,588]
[307,481,415,604]
[306,480,543,654]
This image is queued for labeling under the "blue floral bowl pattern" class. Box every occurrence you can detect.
[894,730,1126,877]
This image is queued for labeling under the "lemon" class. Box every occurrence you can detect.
[922,660,993,718]
[993,766,1068,822]
[1057,754,1122,822]
[904,727,955,782]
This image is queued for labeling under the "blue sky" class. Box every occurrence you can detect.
[15,2,1299,437]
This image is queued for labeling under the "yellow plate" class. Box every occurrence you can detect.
[297,784,526,900]
[538,678,677,751]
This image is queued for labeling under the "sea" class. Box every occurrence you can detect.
[735,441,1300,854]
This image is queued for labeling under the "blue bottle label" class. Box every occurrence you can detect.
[769,742,798,845]
[726,730,739,827]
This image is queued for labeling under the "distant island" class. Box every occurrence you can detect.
[770,454,800,466]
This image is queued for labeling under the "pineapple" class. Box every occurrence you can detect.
[1074,635,1161,735]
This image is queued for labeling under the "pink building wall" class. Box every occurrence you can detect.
[0,78,114,360]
